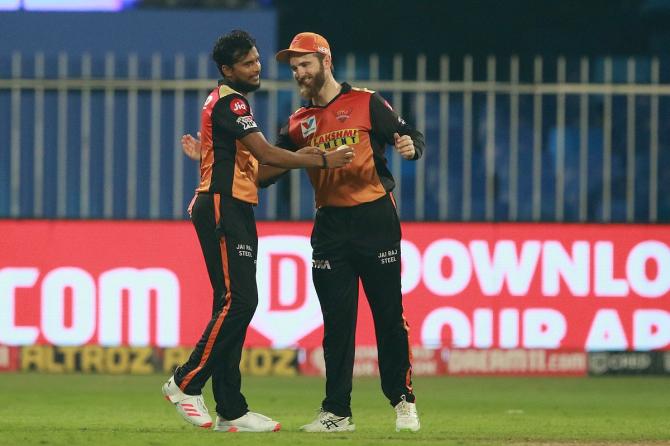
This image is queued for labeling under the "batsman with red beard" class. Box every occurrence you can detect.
[271,32,425,433]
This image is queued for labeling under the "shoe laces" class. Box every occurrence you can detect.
[316,408,330,419]
[396,401,412,417]
[316,408,344,423]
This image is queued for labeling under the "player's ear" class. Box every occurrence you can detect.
[323,55,333,71]
[221,64,233,78]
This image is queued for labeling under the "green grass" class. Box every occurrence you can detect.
[0,374,669,445]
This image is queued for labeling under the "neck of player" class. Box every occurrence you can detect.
[312,77,342,107]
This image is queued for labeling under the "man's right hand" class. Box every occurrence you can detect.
[181,132,202,160]
[323,145,355,168]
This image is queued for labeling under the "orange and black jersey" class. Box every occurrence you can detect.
[276,82,425,207]
[196,80,261,204]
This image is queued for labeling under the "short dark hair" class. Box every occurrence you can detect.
[212,30,256,76]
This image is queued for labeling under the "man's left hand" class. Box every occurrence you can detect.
[394,132,415,160]
[181,132,202,161]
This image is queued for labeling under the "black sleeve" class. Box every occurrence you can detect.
[211,93,261,139]
[369,92,425,160]
[276,122,299,152]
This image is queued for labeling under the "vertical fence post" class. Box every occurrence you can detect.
[439,55,449,221]
[462,55,473,221]
[10,52,21,218]
[509,55,519,221]
[173,53,186,219]
[103,53,116,218]
[415,54,427,221]
[649,57,659,223]
[555,56,566,221]
[150,53,162,219]
[579,57,589,222]
[80,53,92,218]
[33,52,45,217]
[602,57,613,222]
[485,55,496,221]
[57,52,69,218]
[532,56,543,221]
[126,53,139,219]
[626,57,636,222]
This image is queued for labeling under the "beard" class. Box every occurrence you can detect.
[230,77,261,94]
[297,63,326,100]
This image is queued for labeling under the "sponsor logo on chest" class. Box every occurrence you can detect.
[300,116,317,138]
[309,128,360,151]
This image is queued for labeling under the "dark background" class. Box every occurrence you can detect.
[137,0,670,56]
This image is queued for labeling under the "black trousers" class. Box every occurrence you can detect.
[311,193,415,417]
[174,192,258,421]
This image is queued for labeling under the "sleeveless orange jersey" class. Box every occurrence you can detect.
[196,81,260,204]
[277,83,424,207]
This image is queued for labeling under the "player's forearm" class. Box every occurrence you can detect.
[242,132,324,169]
[258,165,289,188]
[259,146,322,168]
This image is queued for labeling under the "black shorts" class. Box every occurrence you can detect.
[311,193,401,258]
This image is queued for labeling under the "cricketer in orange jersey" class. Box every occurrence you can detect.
[273,32,424,432]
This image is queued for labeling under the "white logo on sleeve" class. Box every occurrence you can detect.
[236,115,258,131]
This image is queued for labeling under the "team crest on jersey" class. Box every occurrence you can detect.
[335,108,352,122]
[230,98,248,116]
[301,116,317,138]
[236,115,257,130]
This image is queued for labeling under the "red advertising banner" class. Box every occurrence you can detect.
[1,221,668,351]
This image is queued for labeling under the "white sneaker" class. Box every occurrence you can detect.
[395,397,420,432]
[214,411,281,432]
[300,409,356,432]
[162,376,212,428]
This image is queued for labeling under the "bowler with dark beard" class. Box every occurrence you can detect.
[272,32,425,433]
[161,30,354,433]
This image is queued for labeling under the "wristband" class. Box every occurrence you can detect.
[321,152,328,169]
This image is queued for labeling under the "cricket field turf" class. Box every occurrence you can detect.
[0,373,668,446]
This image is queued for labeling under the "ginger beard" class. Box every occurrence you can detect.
[296,58,326,100]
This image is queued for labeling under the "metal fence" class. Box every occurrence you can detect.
[1,52,669,222]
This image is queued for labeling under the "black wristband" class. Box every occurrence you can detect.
[321,152,328,169]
